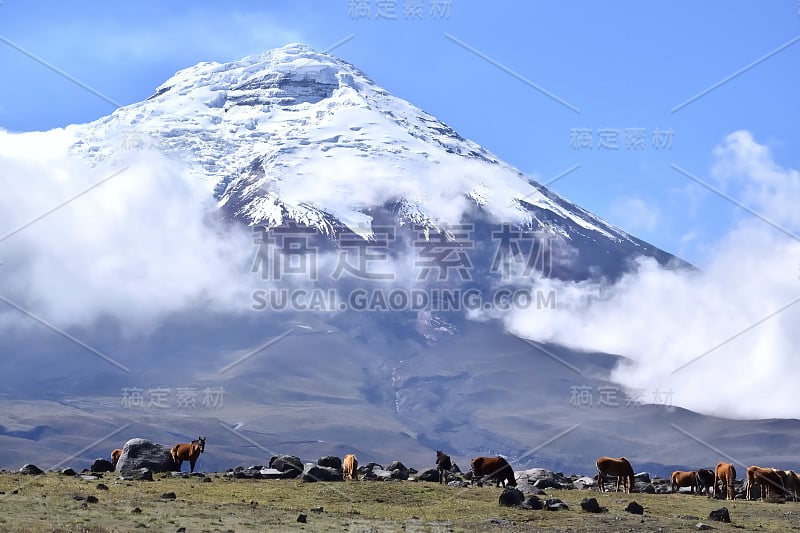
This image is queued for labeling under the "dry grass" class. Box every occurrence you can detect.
[1,472,799,532]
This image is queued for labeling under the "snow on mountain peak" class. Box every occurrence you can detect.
[69,44,638,245]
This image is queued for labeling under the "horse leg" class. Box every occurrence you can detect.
[189,457,196,473]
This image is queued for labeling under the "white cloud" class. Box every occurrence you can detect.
[500,131,800,419]
[609,196,660,233]
[0,128,254,334]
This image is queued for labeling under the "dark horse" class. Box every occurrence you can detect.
[436,450,452,484]
[170,437,206,473]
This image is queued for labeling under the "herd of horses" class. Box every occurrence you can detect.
[105,442,798,502]
[596,456,799,502]
[110,437,206,473]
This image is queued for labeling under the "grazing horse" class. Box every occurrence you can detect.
[436,451,452,485]
[714,462,736,500]
[470,456,516,487]
[746,466,784,501]
[783,470,799,502]
[596,457,635,493]
[170,437,205,473]
[671,470,698,494]
[110,448,123,470]
[696,469,716,497]
[342,454,358,480]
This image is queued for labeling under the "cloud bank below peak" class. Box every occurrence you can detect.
[499,131,800,419]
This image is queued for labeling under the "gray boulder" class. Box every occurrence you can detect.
[573,476,597,489]
[269,455,303,478]
[301,463,343,482]
[416,468,439,482]
[121,467,154,481]
[90,458,115,473]
[387,461,407,473]
[19,464,44,475]
[317,456,342,470]
[634,472,651,483]
[116,439,175,474]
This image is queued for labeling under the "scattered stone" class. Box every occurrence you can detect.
[86,495,98,503]
[73,495,85,501]
[709,507,730,523]
[310,506,324,513]
[544,498,569,511]
[202,476,212,483]
[97,483,109,491]
[499,487,525,506]
[635,481,656,494]
[79,475,99,481]
[269,454,303,478]
[485,519,512,526]
[297,513,307,523]
[301,463,343,482]
[523,495,543,510]
[580,497,606,513]
[317,455,342,470]
[625,501,644,515]
[176,528,186,533]
[121,468,154,481]
[171,472,190,478]
[696,524,714,531]
[678,515,700,520]
[90,458,114,473]
[131,507,142,514]
[160,492,177,500]
[60,468,77,476]
[448,480,469,488]
[19,464,44,475]
[116,439,176,474]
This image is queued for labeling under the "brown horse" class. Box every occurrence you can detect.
[470,456,516,487]
[746,466,784,501]
[436,451,452,485]
[110,448,123,470]
[714,462,736,500]
[170,437,205,473]
[343,454,358,480]
[671,470,698,494]
[596,456,635,493]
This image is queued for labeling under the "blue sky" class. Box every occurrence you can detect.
[1,0,798,264]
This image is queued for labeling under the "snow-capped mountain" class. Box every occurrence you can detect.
[70,43,679,279]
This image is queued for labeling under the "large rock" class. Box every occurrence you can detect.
[573,476,597,490]
[301,463,343,482]
[317,456,342,470]
[90,458,115,473]
[19,464,44,475]
[121,467,154,481]
[499,487,525,506]
[416,468,439,483]
[269,455,303,478]
[115,439,175,474]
